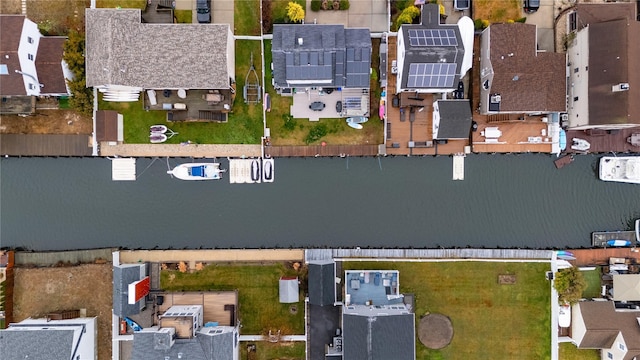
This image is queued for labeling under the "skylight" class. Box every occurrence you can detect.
[0,64,8,75]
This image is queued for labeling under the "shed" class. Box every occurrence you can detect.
[279,276,299,303]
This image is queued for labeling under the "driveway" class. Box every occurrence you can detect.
[522,0,555,52]
[308,304,341,360]
[304,0,388,32]
[176,0,233,28]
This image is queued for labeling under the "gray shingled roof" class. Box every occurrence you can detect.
[131,327,236,360]
[85,9,231,89]
[308,261,335,306]
[272,25,371,89]
[0,328,75,360]
[398,4,464,91]
[113,264,144,318]
[435,100,472,139]
[343,312,415,360]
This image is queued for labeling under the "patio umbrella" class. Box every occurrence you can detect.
[559,129,567,151]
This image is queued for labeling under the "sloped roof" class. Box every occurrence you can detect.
[398,4,464,91]
[613,274,640,301]
[308,261,335,306]
[85,9,231,89]
[485,23,565,113]
[587,19,640,126]
[0,15,26,95]
[572,2,636,31]
[271,24,371,88]
[96,110,119,142]
[434,100,472,139]
[113,264,144,318]
[36,37,68,94]
[576,301,640,356]
[343,312,414,360]
[0,328,75,360]
[131,327,235,360]
[279,276,299,303]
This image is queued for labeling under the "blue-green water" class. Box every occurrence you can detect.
[0,155,638,250]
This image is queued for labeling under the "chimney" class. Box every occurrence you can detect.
[298,38,303,46]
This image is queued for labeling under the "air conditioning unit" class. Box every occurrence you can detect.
[561,113,569,122]
[490,94,501,103]
[391,66,398,74]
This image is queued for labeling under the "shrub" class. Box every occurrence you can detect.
[393,0,411,12]
[311,0,321,11]
[333,0,340,10]
[63,29,94,116]
[286,2,305,23]
[394,5,420,30]
[304,123,328,144]
[321,0,330,10]
[514,17,527,23]
[282,114,296,132]
[554,267,587,305]
[339,0,349,10]
[370,68,378,82]
[473,18,489,31]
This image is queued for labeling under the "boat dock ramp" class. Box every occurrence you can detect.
[452,154,465,180]
[592,230,637,247]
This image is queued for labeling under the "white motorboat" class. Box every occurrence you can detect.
[599,156,640,184]
[167,163,226,180]
[262,158,274,183]
[571,138,590,151]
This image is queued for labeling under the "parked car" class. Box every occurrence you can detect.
[197,0,211,23]
[309,101,325,111]
[524,0,539,14]
[454,0,470,11]
[335,101,342,113]
[455,81,464,99]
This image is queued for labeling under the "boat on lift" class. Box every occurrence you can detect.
[167,163,226,180]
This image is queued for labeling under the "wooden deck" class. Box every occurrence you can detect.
[156,291,238,326]
[566,248,640,267]
[565,128,640,154]
[592,231,637,247]
[0,134,92,156]
[265,144,379,157]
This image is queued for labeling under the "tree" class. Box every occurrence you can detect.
[286,2,305,23]
[554,267,587,305]
[394,5,421,31]
[63,28,93,116]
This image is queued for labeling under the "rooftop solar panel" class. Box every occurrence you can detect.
[408,29,458,47]
[407,63,456,88]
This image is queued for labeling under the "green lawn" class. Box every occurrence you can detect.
[96,0,146,9]
[581,268,602,299]
[559,342,600,360]
[174,9,192,23]
[240,341,306,360]
[160,263,305,335]
[99,40,264,144]
[342,261,551,359]
[235,0,261,36]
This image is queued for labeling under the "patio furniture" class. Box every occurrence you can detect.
[483,127,502,138]
[204,93,223,103]
[350,279,360,290]
[628,133,640,147]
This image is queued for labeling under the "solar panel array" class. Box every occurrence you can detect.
[345,48,370,87]
[285,52,333,81]
[407,63,456,88]
[408,29,458,47]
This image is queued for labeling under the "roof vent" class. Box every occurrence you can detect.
[612,83,629,92]
[298,38,303,46]
[491,94,502,103]
[512,75,519,81]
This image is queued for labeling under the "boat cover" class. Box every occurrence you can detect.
[190,166,205,177]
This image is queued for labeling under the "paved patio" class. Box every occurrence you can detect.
[290,89,343,121]
[305,0,388,32]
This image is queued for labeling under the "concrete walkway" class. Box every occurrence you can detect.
[99,143,261,158]
[118,249,305,263]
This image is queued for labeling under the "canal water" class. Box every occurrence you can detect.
[1,154,638,251]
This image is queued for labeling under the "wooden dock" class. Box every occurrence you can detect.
[592,231,637,247]
[554,154,574,169]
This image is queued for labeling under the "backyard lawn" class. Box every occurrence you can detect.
[99,40,263,144]
[559,342,600,360]
[235,0,261,36]
[160,262,305,335]
[343,261,551,359]
[240,341,306,360]
[581,268,602,299]
[474,0,523,23]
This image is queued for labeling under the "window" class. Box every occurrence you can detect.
[569,12,577,32]
[607,352,613,359]
[585,66,588,71]
[573,96,579,102]
[28,54,34,61]
[28,83,35,90]
[27,36,34,44]
[574,68,579,73]
[619,342,625,351]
